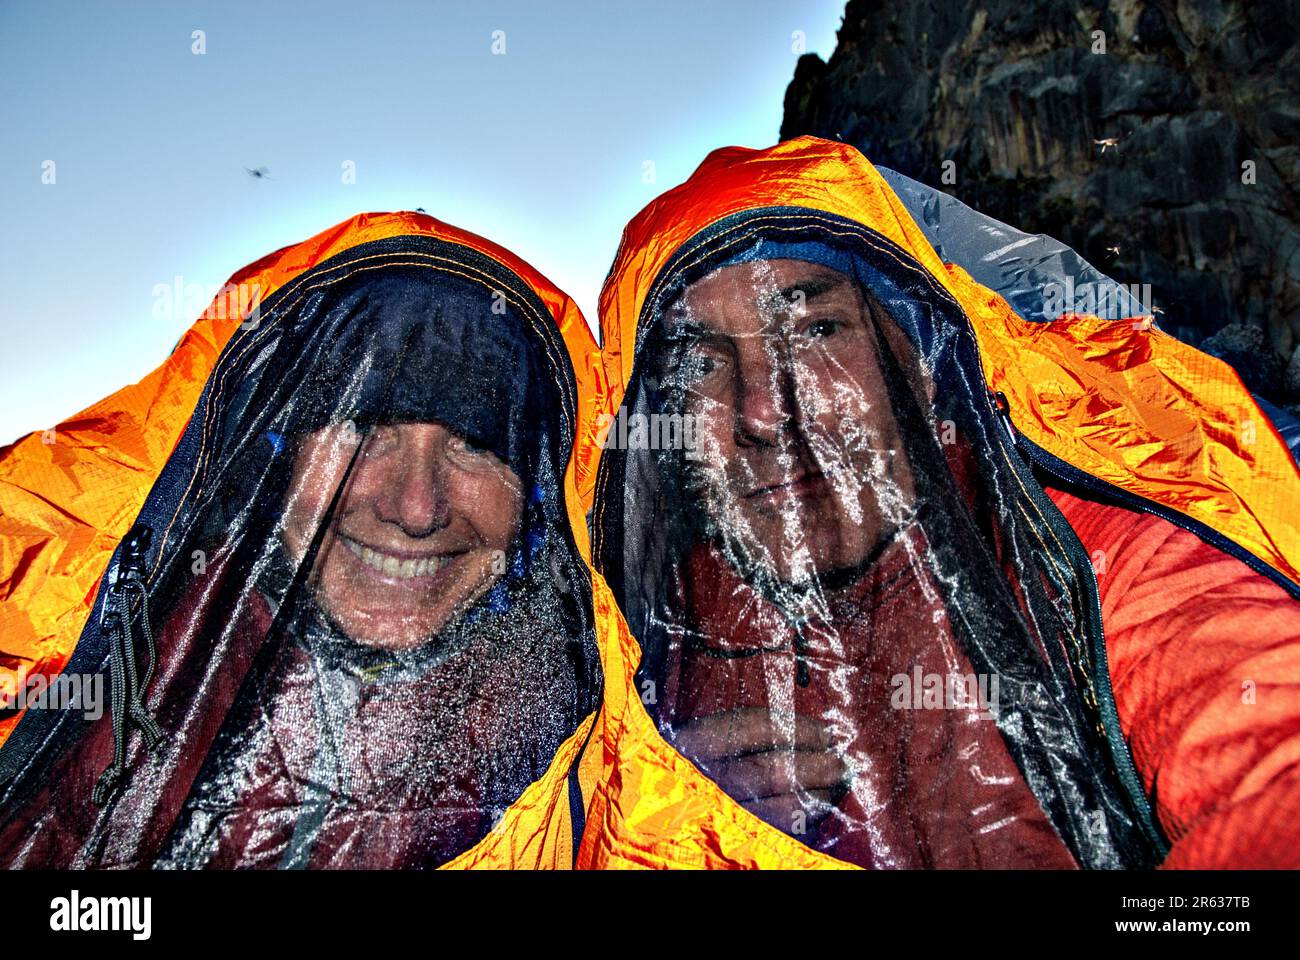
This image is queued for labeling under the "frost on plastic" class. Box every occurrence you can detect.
[594,224,1160,868]
[0,239,599,868]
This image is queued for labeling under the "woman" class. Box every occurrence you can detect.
[0,217,603,869]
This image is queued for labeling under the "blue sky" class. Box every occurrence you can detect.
[0,1,844,444]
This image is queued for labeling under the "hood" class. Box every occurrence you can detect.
[0,214,607,870]
[599,136,1299,596]
[0,212,608,742]
[585,136,1298,870]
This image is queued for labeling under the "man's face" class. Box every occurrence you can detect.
[662,258,917,584]
[281,421,522,650]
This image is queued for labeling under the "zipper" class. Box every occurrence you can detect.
[567,708,599,867]
[1006,421,1300,604]
[793,623,811,688]
[988,390,1172,859]
[91,523,166,806]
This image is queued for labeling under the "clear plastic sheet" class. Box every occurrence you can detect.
[593,212,1160,868]
[0,236,599,868]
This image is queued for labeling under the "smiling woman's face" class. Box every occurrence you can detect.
[280,421,523,650]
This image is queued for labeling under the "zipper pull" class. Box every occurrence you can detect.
[103,524,150,610]
[118,524,151,584]
[991,390,1018,447]
[92,523,164,806]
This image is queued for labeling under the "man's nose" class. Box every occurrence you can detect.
[386,446,450,537]
[733,342,794,446]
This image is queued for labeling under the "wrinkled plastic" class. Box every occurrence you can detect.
[593,220,1150,867]
[0,232,601,868]
[0,212,608,755]
[582,136,1300,870]
[876,166,1150,325]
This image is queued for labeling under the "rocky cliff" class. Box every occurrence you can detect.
[782,0,1300,409]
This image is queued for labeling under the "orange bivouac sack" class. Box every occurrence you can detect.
[577,136,1300,870]
[0,213,615,869]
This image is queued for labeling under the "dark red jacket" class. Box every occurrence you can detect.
[1046,485,1300,869]
[657,484,1300,869]
[0,551,548,869]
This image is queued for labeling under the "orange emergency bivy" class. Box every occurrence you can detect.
[0,213,610,868]
[578,136,1300,869]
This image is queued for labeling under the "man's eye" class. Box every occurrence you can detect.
[804,318,842,339]
[676,347,726,385]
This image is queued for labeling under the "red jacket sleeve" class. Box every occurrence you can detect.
[1048,485,1300,868]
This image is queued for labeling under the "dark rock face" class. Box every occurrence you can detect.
[783,0,1300,408]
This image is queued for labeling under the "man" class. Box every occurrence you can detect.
[581,137,1300,869]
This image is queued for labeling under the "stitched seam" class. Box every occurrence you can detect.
[150,249,572,582]
[635,211,963,353]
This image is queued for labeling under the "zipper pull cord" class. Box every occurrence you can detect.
[92,529,165,806]
[92,610,129,806]
[118,577,164,747]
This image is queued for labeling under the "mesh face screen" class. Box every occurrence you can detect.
[0,238,599,869]
[593,220,1159,869]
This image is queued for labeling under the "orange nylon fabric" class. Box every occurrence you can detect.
[579,135,1300,869]
[0,213,610,869]
[944,269,1300,590]
[597,137,1299,592]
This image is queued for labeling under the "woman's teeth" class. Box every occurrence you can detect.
[339,536,447,580]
